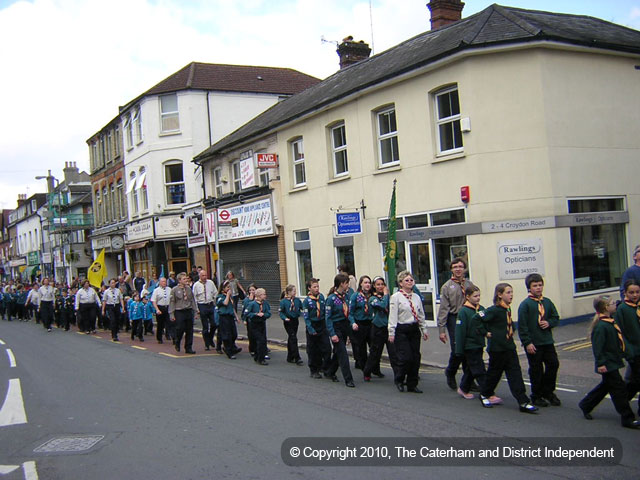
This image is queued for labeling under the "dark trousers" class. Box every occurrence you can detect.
[283,318,301,362]
[78,303,96,332]
[525,343,559,399]
[327,320,354,383]
[626,355,640,414]
[445,312,469,386]
[130,319,144,340]
[394,323,422,389]
[174,309,194,351]
[484,350,529,404]
[460,348,488,393]
[219,314,238,357]
[253,320,267,362]
[61,310,72,331]
[144,319,153,334]
[245,320,255,354]
[40,301,54,330]
[156,305,169,342]
[306,320,331,374]
[105,305,121,339]
[198,303,215,349]
[580,369,636,426]
[364,324,397,377]
[351,321,372,370]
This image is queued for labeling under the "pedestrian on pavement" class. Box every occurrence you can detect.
[133,271,146,295]
[193,270,218,351]
[475,283,538,414]
[388,271,428,393]
[151,277,172,344]
[225,271,246,318]
[437,257,474,391]
[349,275,373,371]
[579,295,640,428]
[102,278,124,342]
[325,273,356,388]
[217,280,241,358]
[75,280,100,334]
[169,272,198,354]
[616,280,640,416]
[242,284,257,357]
[247,288,271,365]
[279,285,304,365]
[363,276,397,382]
[620,245,640,300]
[517,274,561,408]
[303,278,331,379]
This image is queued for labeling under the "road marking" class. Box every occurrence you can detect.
[0,465,19,474]
[6,349,16,367]
[158,352,180,358]
[568,344,592,352]
[506,378,578,393]
[563,342,591,352]
[22,461,39,480]
[0,339,5,345]
[131,346,147,350]
[0,379,28,426]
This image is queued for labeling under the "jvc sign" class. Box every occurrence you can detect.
[336,212,362,236]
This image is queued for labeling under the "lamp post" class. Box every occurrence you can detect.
[35,171,66,285]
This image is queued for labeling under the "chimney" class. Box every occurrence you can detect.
[337,36,371,69]
[427,0,464,30]
[63,161,80,185]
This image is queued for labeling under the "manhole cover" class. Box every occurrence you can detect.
[34,435,104,453]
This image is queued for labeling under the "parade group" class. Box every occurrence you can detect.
[2,248,640,431]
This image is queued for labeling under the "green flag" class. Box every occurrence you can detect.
[383,180,397,287]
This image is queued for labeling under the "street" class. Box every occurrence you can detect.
[1,320,639,480]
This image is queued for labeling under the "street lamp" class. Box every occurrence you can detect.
[35,171,66,285]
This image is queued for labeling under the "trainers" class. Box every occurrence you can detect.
[519,402,539,414]
[545,393,562,406]
[363,376,371,382]
[489,395,503,405]
[532,397,550,408]
[457,387,474,400]
[480,395,493,408]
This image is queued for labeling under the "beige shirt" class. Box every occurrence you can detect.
[437,278,474,334]
[169,285,198,316]
[388,290,427,338]
[192,279,218,304]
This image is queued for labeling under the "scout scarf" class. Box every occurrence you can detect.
[308,295,321,318]
[599,315,625,352]
[373,293,388,313]
[528,294,545,326]
[358,292,370,315]
[624,300,640,319]
[499,300,514,339]
[336,292,349,318]
[401,290,419,322]
[463,300,479,312]
[451,276,465,295]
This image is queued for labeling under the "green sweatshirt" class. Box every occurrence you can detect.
[616,302,640,359]
[455,304,486,355]
[517,296,560,347]
[475,305,517,352]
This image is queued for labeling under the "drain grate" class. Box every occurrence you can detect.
[34,435,104,453]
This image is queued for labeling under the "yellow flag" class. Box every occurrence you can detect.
[88,248,107,288]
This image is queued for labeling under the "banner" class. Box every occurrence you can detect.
[88,248,107,288]
[383,180,397,287]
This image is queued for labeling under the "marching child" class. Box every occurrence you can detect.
[303,278,331,379]
[128,293,144,341]
[363,276,396,381]
[615,280,640,417]
[349,276,373,371]
[216,281,241,359]
[579,295,640,428]
[142,295,154,338]
[475,283,538,413]
[279,285,304,365]
[517,274,561,407]
[246,288,271,365]
[241,284,257,357]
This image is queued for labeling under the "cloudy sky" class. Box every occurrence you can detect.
[1,0,639,210]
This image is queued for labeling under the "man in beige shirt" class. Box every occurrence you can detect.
[169,273,199,354]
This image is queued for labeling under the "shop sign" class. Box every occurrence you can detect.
[42,252,52,264]
[27,251,40,265]
[187,208,206,248]
[482,217,555,234]
[256,153,278,168]
[91,236,112,250]
[497,238,545,280]
[10,258,26,267]
[205,198,273,242]
[155,215,188,240]
[240,158,255,190]
[336,212,362,236]
[126,218,154,242]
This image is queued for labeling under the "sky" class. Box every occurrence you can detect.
[1,0,639,210]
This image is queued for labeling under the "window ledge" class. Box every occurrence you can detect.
[289,185,308,194]
[373,164,402,176]
[328,175,351,184]
[433,151,465,164]
[159,131,181,137]
[573,287,618,299]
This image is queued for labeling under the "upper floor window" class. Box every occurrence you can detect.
[125,116,133,149]
[128,172,138,214]
[232,161,242,193]
[110,183,117,219]
[95,190,102,224]
[165,162,185,205]
[291,138,306,187]
[103,186,109,222]
[160,94,180,133]
[138,167,148,211]
[330,123,348,177]
[133,107,143,144]
[376,107,399,167]
[106,131,113,163]
[117,180,125,219]
[434,86,462,154]
[213,167,223,197]
[114,126,121,156]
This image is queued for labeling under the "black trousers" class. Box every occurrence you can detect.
[445,312,469,387]
[327,320,354,383]
[580,369,636,426]
[351,321,372,370]
[484,349,529,404]
[525,343,559,399]
[198,303,215,349]
[78,303,96,332]
[283,318,302,362]
[105,304,121,339]
[306,320,331,374]
[364,324,397,377]
[40,301,54,330]
[253,320,267,362]
[393,323,422,389]
[245,320,255,354]
[219,314,238,357]
[61,310,72,331]
[130,319,144,340]
[174,309,194,351]
[626,355,640,414]
[460,348,488,393]
[156,305,170,342]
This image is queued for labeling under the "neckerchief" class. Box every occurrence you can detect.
[599,315,625,352]
[463,300,479,312]
[528,294,545,326]
[359,292,370,314]
[335,291,349,318]
[308,294,321,318]
[401,290,419,322]
[289,297,295,313]
[499,300,513,339]
[451,276,465,295]
[624,300,640,319]
[258,301,263,314]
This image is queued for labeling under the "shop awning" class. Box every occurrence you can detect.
[136,171,147,190]
[125,241,148,251]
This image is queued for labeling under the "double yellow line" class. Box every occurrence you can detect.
[563,341,592,352]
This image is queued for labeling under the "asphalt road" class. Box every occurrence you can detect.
[1,320,639,480]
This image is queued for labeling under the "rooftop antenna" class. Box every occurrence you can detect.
[369,0,375,54]
[320,35,338,47]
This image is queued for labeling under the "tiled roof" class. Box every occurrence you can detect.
[120,62,320,112]
[194,3,640,161]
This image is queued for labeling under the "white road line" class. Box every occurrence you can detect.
[0,465,19,474]
[0,339,5,345]
[0,378,28,426]
[22,461,39,480]
[6,349,16,367]
[504,378,578,393]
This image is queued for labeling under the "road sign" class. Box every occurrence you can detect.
[218,209,231,224]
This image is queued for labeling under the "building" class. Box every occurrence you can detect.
[7,193,48,283]
[0,209,13,281]
[113,61,319,282]
[194,2,640,323]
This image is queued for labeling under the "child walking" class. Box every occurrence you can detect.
[128,293,144,341]
[616,280,640,416]
[246,288,271,365]
[279,285,304,365]
[302,278,331,379]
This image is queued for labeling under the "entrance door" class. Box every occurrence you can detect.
[169,260,189,276]
[407,241,436,326]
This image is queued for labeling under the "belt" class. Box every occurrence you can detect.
[198,302,214,306]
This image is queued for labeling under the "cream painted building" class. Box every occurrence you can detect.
[195,4,640,324]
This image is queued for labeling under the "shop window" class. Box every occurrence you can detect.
[433,236,468,296]
[336,245,355,279]
[294,231,313,293]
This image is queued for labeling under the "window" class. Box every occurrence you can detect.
[160,94,180,132]
[103,187,109,222]
[138,167,148,211]
[213,167,223,197]
[95,190,102,224]
[336,245,355,279]
[331,123,348,177]
[114,126,121,156]
[125,116,133,149]
[99,136,106,167]
[569,198,627,294]
[91,143,98,171]
[165,162,185,205]
[128,172,138,214]
[376,107,399,166]
[291,138,306,187]
[106,131,113,162]
[259,167,269,187]
[110,183,116,220]
[294,230,313,292]
[133,107,142,144]
[232,161,242,193]
[435,86,463,154]
[117,180,125,219]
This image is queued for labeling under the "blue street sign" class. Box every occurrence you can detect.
[336,212,362,236]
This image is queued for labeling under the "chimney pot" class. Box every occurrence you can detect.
[337,37,372,69]
[427,0,465,30]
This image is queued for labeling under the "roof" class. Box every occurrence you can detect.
[120,62,320,112]
[194,3,640,161]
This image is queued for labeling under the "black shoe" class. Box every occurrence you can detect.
[158,340,164,344]
[480,395,493,408]
[205,346,210,351]
[185,350,196,354]
[296,359,304,366]
[373,372,385,378]
[345,381,355,388]
[545,393,562,406]
[310,372,323,379]
[233,347,242,354]
[623,420,640,429]
[139,337,144,342]
[395,383,405,392]
[532,397,550,408]
[407,387,423,393]
[519,402,539,414]
[175,344,180,352]
[229,355,237,359]
[445,371,457,390]
[325,374,339,382]
[469,383,480,392]
[112,337,119,342]
[259,360,269,366]
[216,349,223,354]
